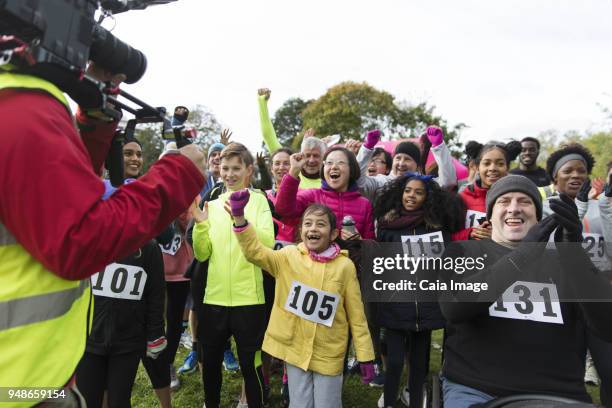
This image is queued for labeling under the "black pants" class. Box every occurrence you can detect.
[143,280,190,389]
[198,304,267,408]
[384,328,432,408]
[76,351,141,408]
[588,330,612,407]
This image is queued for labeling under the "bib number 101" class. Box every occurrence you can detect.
[284,281,340,327]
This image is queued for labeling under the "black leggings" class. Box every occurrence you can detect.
[198,304,267,408]
[143,280,190,389]
[76,351,141,408]
[588,330,612,407]
[384,328,432,408]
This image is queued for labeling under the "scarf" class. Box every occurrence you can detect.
[308,242,341,263]
[379,208,425,230]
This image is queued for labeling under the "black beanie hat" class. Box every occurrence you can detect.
[486,175,542,221]
[394,141,421,167]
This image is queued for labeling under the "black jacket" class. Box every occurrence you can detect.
[440,239,612,401]
[374,222,449,331]
[86,241,165,355]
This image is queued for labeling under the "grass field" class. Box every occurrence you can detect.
[131,330,601,407]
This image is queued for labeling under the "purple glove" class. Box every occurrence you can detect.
[426,126,444,147]
[364,129,381,149]
[359,362,375,384]
[229,190,250,217]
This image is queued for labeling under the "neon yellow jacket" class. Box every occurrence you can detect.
[234,224,374,375]
[258,96,321,189]
[192,189,274,306]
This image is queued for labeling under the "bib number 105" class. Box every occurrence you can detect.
[284,281,340,327]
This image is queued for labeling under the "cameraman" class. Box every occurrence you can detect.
[0,63,205,405]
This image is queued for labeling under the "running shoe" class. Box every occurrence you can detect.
[400,386,410,407]
[223,349,240,371]
[170,365,180,391]
[585,356,600,386]
[369,365,385,387]
[178,351,197,374]
[180,331,193,349]
[377,392,385,408]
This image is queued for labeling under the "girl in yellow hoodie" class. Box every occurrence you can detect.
[227,191,375,408]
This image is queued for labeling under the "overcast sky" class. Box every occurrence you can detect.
[109,0,612,151]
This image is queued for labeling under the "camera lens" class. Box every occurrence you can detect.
[90,25,147,84]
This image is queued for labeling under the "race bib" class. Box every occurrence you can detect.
[489,281,563,324]
[465,210,487,229]
[160,233,182,256]
[401,231,445,257]
[91,263,148,300]
[274,240,293,251]
[284,281,340,327]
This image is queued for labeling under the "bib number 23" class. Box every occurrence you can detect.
[284,281,340,327]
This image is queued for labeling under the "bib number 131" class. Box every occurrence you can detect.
[284,281,340,327]
[489,281,563,324]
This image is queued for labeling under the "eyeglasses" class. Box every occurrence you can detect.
[324,160,348,167]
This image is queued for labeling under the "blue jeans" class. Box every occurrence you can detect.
[442,377,494,408]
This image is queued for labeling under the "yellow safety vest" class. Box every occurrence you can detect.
[0,73,91,407]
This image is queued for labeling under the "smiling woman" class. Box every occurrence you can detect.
[123,140,143,178]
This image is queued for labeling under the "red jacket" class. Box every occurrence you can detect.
[0,90,204,280]
[452,182,489,241]
[275,174,375,239]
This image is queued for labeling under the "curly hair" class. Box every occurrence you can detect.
[373,174,464,232]
[546,143,595,181]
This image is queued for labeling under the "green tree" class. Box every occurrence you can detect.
[272,97,312,148]
[301,81,465,152]
[535,129,611,179]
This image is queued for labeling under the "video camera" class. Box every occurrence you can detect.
[1,0,186,186]
[0,0,176,114]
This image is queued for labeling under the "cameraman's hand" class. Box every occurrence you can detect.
[258,88,271,100]
[85,62,126,87]
[179,144,206,176]
[191,198,208,224]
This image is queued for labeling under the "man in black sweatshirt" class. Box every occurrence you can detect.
[439,175,612,408]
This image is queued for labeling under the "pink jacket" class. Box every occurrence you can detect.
[275,174,375,239]
[162,210,194,282]
[267,189,299,243]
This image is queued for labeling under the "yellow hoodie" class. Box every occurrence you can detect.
[234,224,374,376]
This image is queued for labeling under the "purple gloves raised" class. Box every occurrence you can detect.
[229,190,251,217]
[426,126,444,147]
[364,129,381,149]
[359,362,375,384]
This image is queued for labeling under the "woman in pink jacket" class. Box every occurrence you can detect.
[265,147,300,245]
[275,146,375,240]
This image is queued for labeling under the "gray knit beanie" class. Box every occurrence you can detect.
[486,175,542,221]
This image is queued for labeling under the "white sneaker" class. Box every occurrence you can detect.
[585,357,600,386]
[400,386,410,407]
[170,365,180,391]
[236,402,248,408]
[377,392,385,408]
[180,332,193,349]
